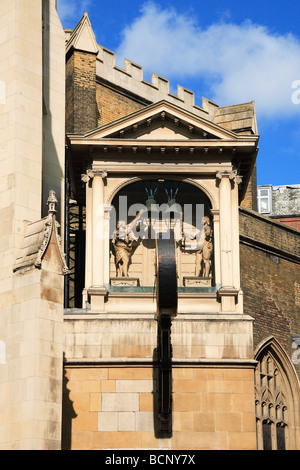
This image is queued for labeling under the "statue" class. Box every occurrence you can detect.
[195,217,213,277]
[112,209,146,277]
[183,216,213,278]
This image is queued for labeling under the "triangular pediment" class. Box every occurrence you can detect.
[67,101,259,206]
[66,12,99,55]
[83,100,241,142]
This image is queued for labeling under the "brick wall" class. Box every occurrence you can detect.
[240,163,258,211]
[239,207,300,377]
[66,50,98,134]
[66,54,147,133]
[62,366,256,450]
[96,82,146,126]
[273,216,300,232]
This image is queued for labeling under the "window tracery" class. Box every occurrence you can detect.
[255,352,288,450]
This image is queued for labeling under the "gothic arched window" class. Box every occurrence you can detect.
[254,337,300,450]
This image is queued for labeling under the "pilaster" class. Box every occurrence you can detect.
[216,170,242,312]
[82,170,108,311]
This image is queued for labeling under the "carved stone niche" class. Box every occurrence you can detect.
[109,178,214,289]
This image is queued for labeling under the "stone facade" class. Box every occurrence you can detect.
[0,1,66,450]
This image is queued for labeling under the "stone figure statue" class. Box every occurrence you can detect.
[183,216,213,278]
[112,209,146,277]
[195,217,213,277]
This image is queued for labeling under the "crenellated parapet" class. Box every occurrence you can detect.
[65,12,258,134]
[96,45,212,119]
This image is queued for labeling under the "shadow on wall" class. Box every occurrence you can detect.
[42,0,64,223]
[153,316,173,439]
[61,355,77,450]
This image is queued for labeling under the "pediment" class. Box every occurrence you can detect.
[67,101,259,207]
[83,100,240,142]
[66,12,99,55]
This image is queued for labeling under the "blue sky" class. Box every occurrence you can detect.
[57,0,300,186]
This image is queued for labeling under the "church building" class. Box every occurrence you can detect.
[0,2,299,450]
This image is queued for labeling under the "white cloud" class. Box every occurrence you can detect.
[116,2,300,118]
[56,0,92,24]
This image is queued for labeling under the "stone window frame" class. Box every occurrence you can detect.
[254,336,300,450]
[255,352,288,450]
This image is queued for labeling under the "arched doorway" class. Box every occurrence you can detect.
[254,337,300,450]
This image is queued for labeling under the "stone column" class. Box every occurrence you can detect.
[216,170,241,312]
[104,205,113,286]
[210,209,220,286]
[81,171,93,307]
[85,170,108,311]
[92,171,105,287]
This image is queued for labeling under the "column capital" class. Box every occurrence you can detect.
[210,209,220,222]
[216,170,242,186]
[81,169,107,183]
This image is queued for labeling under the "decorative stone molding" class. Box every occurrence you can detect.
[35,191,70,274]
[14,190,69,275]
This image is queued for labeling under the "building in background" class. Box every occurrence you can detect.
[258,184,300,231]
[0,4,299,450]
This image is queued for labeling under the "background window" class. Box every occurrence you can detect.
[258,186,272,214]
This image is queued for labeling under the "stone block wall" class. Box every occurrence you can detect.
[0,0,66,450]
[0,250,64,449]
[62,312,256,450]
[62,365,256,450]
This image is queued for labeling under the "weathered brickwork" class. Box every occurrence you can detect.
[252,298,291,352]
[62,366,256,450]
[66,50,98,134]
[96,82,145,126]
[240,207,300,259]
[295,282,300,306]
[239,207,300,377]
[240,164,258,211]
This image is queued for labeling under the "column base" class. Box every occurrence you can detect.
[87,286,108,312]
[217,287,239,312]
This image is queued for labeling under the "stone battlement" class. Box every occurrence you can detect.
[96,45,216,119]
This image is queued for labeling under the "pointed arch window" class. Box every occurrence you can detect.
[254,335,300,450]
[255,350,288,450]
